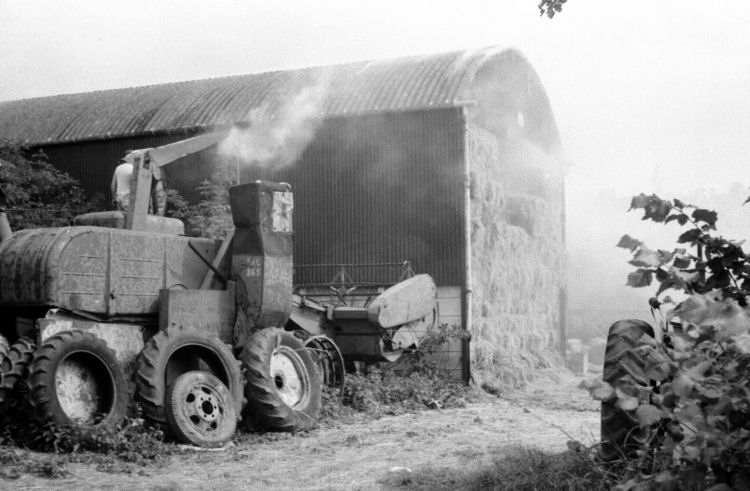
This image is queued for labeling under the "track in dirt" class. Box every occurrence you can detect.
[8,369,600,491]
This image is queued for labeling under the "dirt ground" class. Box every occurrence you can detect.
[7,368,601,491]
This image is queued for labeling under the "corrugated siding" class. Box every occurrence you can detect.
[41,109,466,285]
[241,109,465,285]
[0,47,520,145]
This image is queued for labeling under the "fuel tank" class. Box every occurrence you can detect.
[0,226,219,316]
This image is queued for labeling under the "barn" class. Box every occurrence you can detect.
[0,47,566,386]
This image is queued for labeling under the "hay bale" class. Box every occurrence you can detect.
[467,123,565,388]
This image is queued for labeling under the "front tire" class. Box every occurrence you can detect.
[166,371,237,448]
[135,327,244,425]
[239,328,321,432]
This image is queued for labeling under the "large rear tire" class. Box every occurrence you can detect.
[239,328,321,432]
[0,337,35,404]
[600,319,655,462]
[27,331,129,428]
[135,327,244,425]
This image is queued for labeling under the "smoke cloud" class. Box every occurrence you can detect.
[217,76,330,170]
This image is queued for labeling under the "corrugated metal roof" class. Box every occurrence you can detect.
[0,47,537,145]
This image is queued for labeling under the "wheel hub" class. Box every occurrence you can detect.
[183,385,223,428]
[270,346,307,408]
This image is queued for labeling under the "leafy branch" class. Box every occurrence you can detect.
[617,193,750,305]
[538,0,568,18]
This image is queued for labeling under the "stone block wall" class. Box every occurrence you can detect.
[467,122,566,390]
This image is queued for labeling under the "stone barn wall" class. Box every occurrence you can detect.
[467,122,565,389]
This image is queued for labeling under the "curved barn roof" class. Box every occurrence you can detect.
[0,47,559,148]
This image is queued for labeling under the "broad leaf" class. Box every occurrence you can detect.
[617,234,642,251]
[658,249,675,263]
[666,213,689,226]
[629,247,663,267]
[672,374,695,398]
[616,394,640,411]
[692,208,718,229]
[627,269,653,288]
[631,193,673,222]
[678,228,702,245]
[733,332,750,354]
[578,378,614,401]
[673,255,692,269]
[636,404,664,427]
[630,193,653,210]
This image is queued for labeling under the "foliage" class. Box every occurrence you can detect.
[583,193,750,490]
[616,193,750,304]
[0,140,97,229]
[167,158,236,239]
[339,368,471,417]
[0,446,70,480]
[538,0,568,18]
[318,324,475,422]
[397,322,472,375]
[0,392,172,477]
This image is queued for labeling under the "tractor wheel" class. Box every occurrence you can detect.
[600,319,655,462]
[166,371,237,448]
[0,334,9,361]
[0,337,36,404]
[239,328,321,432]
[135,327,244,425]
[27,331,128,427]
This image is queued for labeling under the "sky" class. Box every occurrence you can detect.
[2,0,750,312]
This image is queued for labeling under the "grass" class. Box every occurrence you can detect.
[381,446,623,491]
[0,365,477,480]
[0,359,599,486]
[0,392,175,480]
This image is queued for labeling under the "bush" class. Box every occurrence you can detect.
[166,158,236,239]
[583,194,750,489]
[341,368,471,416]
[0,391,171,476]
[0,140,97,229]
[318,324,475,422]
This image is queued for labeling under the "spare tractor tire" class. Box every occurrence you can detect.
[0,337,36,404]
[135,327,244,425]
[27,331,128,428]
[239,328,321,432]
[600,319,655,462]
[166,371,237,448]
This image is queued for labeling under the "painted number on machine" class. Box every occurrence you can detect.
[245,256,262,277]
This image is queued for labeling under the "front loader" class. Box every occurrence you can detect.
[0,132,438,447]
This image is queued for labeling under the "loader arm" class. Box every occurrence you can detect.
[124,130,230,231]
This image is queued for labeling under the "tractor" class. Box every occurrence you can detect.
[0,132,438,447]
